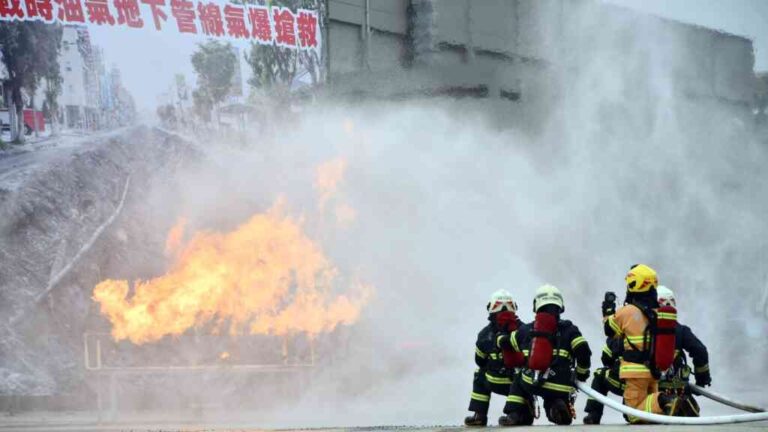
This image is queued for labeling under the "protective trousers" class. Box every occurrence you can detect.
[468,370,511,415]
[623,376,663,423]
[503,373,573,425]
[584,367,625,419]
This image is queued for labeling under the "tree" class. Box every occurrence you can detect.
[43,65,63,135]
[0,22,62,143]
[156,104,177,127]
[190,40,237,122]
[192,87,213,123]
[241,0,322,102]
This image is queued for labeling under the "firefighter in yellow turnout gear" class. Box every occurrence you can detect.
[584,284,707,424]
[602,264,684,422]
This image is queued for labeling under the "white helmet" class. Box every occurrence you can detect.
[533,284,564,312]
[657,285,676,307]
[487,289,518,313]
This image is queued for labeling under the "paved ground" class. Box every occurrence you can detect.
[0,415,765,432]
[0,128,132,191]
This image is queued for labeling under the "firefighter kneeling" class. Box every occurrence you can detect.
[602,264,698,422]
[656,285,711,416]
[496,284,592,426]
[464,290,525,426]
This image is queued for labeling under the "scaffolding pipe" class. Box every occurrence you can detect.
[576,381,768,425]
[690,384,766,413]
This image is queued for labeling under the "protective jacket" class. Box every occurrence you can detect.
[601,337,624,367]
[475,319,523,384]
[498,319,591,392]
[601,322,709,388]
[660,324,710,390]
[604,303,653,378]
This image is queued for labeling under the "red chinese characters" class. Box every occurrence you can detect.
[296,9,317,48]
[223,4,247,39]
[170,0,195,33]
[272,7,296,46]
[248,5,270,43]
[141,0,166,30]
[0,0,25,19]
[3,1,322,48]
[85,0,114,25]
[56,0,85,22]
[197,2,223,36]
[24,0,55,21]
[113,0,142,27]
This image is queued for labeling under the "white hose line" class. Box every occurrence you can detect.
[690,384,766,413]
[576,381,768,424]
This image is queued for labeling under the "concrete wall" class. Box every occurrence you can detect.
[325,0,756,113]
[328,0,408,76]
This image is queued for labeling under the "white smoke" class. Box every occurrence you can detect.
[86,1,768,427]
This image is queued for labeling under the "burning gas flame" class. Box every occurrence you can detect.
[93,198,372,345]
[164,216,187,255]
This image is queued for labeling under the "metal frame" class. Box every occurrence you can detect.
[83,333,316,423]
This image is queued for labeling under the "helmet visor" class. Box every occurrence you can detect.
[489,300,517,313]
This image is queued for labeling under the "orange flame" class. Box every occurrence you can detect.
[92,199,373,345]
[164,217,187,256]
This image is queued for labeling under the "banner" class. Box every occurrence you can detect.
[0,0,319,50]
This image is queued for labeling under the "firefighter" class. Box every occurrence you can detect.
[496,284,591,426]
[582,337,625,424]
[656,285,711,415]
[465,289,524,426]
[584,284,708,424]
[603,264,682,422]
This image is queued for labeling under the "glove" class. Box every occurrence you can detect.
[576,370,590,382]
[496,333,513,350]
[695,370,712,387]
[602,292,617,317]
[601,299,616,317]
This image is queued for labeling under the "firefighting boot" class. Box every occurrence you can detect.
[498,411,534,426]
[583,412,601,425]
[659,393,681,416]
[464,412,488,427]
[583,399,603,424]
[547,399,573,425]
[677,395,701,417]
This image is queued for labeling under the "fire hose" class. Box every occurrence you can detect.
[689,383,766,413]
[575,381,768,424]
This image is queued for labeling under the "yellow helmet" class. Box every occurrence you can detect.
[625,264,658,293]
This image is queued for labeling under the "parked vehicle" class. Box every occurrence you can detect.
[0,108,45,135]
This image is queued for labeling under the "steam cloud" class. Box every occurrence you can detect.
[90,2,768,427]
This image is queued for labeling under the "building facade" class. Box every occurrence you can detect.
[321,0,757,130]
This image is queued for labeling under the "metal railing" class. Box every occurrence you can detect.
[83,332,316,422]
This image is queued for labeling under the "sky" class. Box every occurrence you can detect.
[86,1,768,111]
[88,24,251,112]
